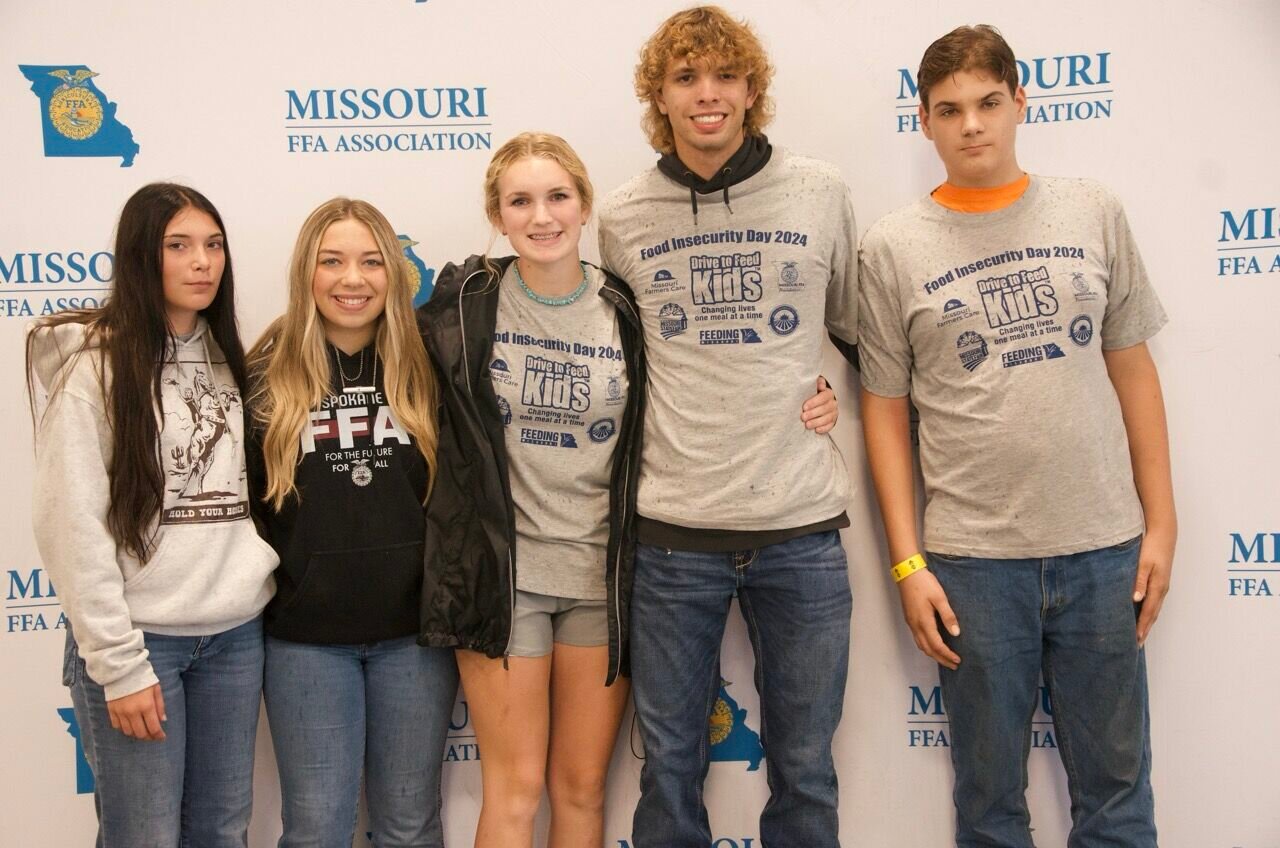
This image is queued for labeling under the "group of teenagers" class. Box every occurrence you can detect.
[29,7,1176,848]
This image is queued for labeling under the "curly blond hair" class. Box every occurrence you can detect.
[634,6,774,155]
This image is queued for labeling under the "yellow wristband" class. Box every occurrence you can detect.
[891,553,927,583]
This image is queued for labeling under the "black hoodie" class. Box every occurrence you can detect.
[250,345,429,645]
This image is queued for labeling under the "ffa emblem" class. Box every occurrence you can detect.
[709,697,733,745]
[607,375,622,400]
[1071,272,1089,294]
[351,459,373,487]
[47,69,103,140]
[399,235,436,307]
[779,261,800,285]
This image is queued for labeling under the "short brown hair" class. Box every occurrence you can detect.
[634,5,774,154]
[917,25,1018,110]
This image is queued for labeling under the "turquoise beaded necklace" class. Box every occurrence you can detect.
[515,260,589,307]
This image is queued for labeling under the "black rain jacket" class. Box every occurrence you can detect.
[417,255,646,684]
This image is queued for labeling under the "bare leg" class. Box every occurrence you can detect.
[456,649,551,848]
[546,644,630,848]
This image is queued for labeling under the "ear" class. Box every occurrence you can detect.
[919,103,933,140]
[1013,85,1027,125]
[654,89,669,116]
[746,83,759,110]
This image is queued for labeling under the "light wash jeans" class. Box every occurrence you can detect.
[629,530,852,848]
[263,634,458,848]
[66,616,264,848]
[931,536,1156,848]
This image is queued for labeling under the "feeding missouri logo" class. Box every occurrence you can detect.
[284,84,492,154]
[893,50,1113,133]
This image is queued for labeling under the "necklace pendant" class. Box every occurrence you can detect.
[342,385,375,394]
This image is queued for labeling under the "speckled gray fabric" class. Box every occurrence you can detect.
[599,148,858,531]
[490,265,626,600]
[859,176,1167,557]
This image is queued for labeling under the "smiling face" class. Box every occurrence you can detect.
[161,206,224,335]
[494,155,587,278]
[656,56,758,178]
[310,217,388,353]
[920,69,1026,188]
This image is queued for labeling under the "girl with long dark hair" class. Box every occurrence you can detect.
[29,182,277,847]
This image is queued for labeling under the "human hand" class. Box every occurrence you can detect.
[898,568,961,670]
[1133,529,1175,646]
[107,683,167,741]
[801,376,838,434]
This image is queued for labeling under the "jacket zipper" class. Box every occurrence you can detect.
[456,267,517,666]
[612,453,630,683]
[602,278,640,684]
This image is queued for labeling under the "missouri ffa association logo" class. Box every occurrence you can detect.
[18,65,139,166]
[708,680,763,771]
[398,235,436,307]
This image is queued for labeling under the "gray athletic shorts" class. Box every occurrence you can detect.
[507,590,608,658]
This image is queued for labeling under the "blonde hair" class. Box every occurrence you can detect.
[248,198,438,510]
[481,132,594,277]
[634,5,775,155]
[483,131,594,226]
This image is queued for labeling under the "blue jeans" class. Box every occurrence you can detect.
[629,530,852,848]
[931,537,1156,848]
[264,635,459,848]
[65,616,264,848]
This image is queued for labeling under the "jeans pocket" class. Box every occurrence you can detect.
[1107,534,1143,553]
[926,550,973,564]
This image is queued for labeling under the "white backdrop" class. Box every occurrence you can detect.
[2,1,1278,846]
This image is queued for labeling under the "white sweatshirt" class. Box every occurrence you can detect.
[30,319,277,700]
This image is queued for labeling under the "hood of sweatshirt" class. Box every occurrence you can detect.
[655,133,773,225]
[29,316,217,397]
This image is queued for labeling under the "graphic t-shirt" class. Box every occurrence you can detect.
[489,264,628,600]
[858,176,1168,558]
[598,148,857,531]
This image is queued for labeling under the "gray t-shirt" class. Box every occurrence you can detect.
[489,264,627,600]
[598,148,857,531]
[858,176,1167,558]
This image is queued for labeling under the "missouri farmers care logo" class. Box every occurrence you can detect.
[1217,207,1280,278]
[18,65,139,166]
[893,50,1113,133]
[284,83,492,155]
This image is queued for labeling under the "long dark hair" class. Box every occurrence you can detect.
[27,183,248,562]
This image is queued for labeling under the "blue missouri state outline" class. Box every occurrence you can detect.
[18,65,140,167]
[709,680,764,771]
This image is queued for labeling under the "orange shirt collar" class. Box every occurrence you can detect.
[932,173,1030,213]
